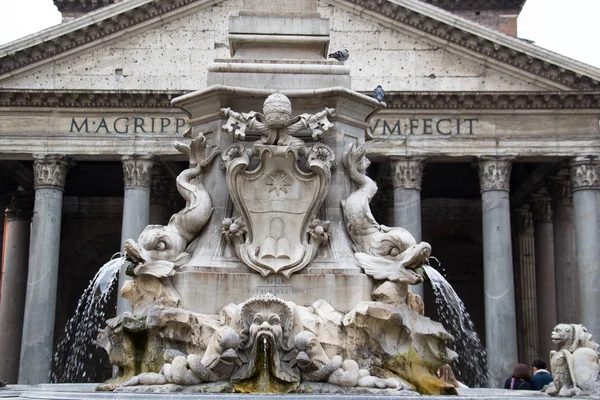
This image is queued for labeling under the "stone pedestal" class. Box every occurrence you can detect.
[477,156,517,386]
[514,206,538,367]
[172,86,381,314]
[391,156,426,298]
[529,190,557,362]
[19,155,69,384]
[548,171,579,323]
[207,0,349,90]
[0,195,31,383]
[570,156,600,338]
[117,155,153,315]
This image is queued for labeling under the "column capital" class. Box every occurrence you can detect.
[547,169,572,206]
[390,156,427,190]
[151,164,170,205]
[515,205,534,235]
[32,154,70,190]
[122,155,154,189]
[5,191,33,221]
[570,155,600,191]
[529,191,553,223]
[477,156,514,192]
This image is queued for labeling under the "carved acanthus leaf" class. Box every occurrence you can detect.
[33,154,70,189]
[477,156,513,192]
[570,156,600,191]
[122,155,154,189]
[391,157,427,190]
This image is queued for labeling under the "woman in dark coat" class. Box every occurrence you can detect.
[504,363,533,390]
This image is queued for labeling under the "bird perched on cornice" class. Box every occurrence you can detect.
[374,85,385,103]
[328,49,349,61]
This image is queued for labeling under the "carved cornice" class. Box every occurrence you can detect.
[0,89,184,108]
[33,154,70,190]
[547,170,572,207]
[570,156,600,191]
[332,0,600,90]
[477,156,513,192]
[2,90,600,110]
[378,91,600,110]
[515,205,533,236]
[0,0,201,77]
[420,0,526,11]
[53,0,117,13]
[390,156,427,190]
[529,191,553,223]
[122,155,154,189]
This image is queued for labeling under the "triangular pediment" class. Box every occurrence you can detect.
[322,0,600,91]
[1,0,599,92]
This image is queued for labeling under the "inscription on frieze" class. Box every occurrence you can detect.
[69,116,186,134]
[369,118,478,137]
[241,277,309,296]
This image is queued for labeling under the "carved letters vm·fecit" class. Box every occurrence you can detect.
[369,117,478,137]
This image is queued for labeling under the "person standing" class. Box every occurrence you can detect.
[504,364,533,390]
[531,358,553,390]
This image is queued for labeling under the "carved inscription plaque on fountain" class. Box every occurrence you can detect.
[174,271,373,313]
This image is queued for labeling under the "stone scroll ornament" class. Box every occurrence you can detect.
[545,323,600,397]
[342,143,431,284]
[220,93,335,278]
[121,133,219,313]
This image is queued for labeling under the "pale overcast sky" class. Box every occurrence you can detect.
[0,0,598,68]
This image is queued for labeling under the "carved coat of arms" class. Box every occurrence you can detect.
[221,93,335,278]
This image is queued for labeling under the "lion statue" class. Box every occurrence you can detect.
[545,323,600,397]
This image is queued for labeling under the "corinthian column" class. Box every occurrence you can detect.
[570,156,600,337]
[548,171,579,324]
[117,155,153,314]
[514,205,538,367]
[0,193,32,383]
[390,156,426,298]
[19,155,69,384]
[477,156,517,386]
[529,190,557,362]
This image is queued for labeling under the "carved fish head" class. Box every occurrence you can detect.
[123,225,189,277]
[294,331,329,371]
[368,227,417,259]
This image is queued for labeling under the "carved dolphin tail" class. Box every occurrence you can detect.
[342,142,377,202]
[170,133,220,243]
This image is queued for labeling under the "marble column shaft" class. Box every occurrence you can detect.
[478,156,518,386]
[117,155,153,315]
[570,156,600,337]
[0,196,31,383]
[529,191,557,362]
[548,172,579,323]
[515,206,538,367]
[391,156,426,298]
[19,155,69,384]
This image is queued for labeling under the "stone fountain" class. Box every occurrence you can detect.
[94,0,458,395]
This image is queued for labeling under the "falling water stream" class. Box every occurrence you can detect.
[423,263,488,387]
[51,256,126,383]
